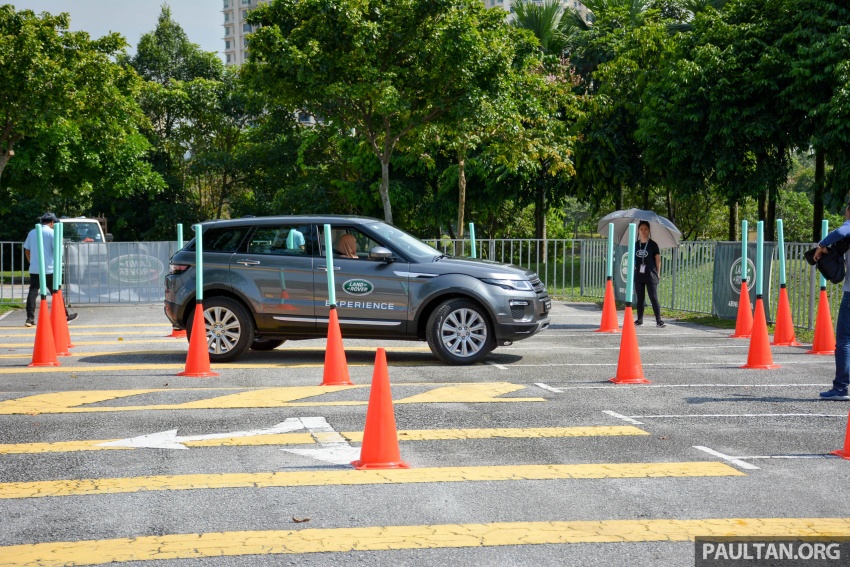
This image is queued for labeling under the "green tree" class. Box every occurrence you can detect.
[245,0,519,225]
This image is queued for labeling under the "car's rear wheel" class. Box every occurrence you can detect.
[426,298,494,365]
[186,297,255,362]
[250,338,286,351]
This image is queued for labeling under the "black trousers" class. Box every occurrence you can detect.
[26,273,54,320]
[635,280,661,323]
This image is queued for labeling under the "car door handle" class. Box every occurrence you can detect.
[236,260,261,266]
[317,266,341,271]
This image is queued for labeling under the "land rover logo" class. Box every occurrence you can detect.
[342,279,374,296]
[619,252,629,283]
[729,257,757,295]
[108,255,165,284]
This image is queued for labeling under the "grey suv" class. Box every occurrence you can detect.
[164,216,551,365]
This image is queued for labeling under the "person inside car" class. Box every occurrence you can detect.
[338,234,358,258]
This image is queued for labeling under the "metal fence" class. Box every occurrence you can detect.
[0,237,838,330]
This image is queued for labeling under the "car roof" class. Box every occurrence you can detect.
[199,215,384,228]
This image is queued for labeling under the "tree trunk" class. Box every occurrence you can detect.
[457,148,467,238]
[380,156,393,224]
[642,186,650,210]
[615,184,623,211]
[766,185,777,242]
[728,200,738,241]
[665,185,675,226]
[813,150,825,242]
[757,189,767,223]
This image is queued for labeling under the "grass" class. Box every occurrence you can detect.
[0,302,23,316]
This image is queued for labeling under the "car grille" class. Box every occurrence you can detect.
[529,275,551,315]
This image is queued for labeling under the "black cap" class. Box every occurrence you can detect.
[40,212,59,224]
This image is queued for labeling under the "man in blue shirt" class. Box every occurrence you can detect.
[814,204,850,400]
[23,213,78,327]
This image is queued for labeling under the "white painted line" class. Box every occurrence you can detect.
[502,361,827,368]
[602,410,644,425]
[539,333,734,338]
[534,383,563,393]
[282,417,360,465]
[540,383,826,391]
[486,361,508,370]
[636,414,846,419]
[693,445,761,470]
[730,455,838,460]
[500,345,751,351]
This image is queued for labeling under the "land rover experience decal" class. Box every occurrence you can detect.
[342,279,374,296]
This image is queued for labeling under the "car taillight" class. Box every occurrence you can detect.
[169,264,190,275]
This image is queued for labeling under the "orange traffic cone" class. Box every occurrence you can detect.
[50,290,72,356]
[730,280,753,338]
[321,308,352,386]
[177,303,219,378]
[831,411,850,460]
[808,289,836,355]
[595,279,620,333]
[166,327,187,338]
[352,348,410,470]
[29,298,60,367]
[772,286,801,347]
[609,306,649,384]
[741,298,779,369]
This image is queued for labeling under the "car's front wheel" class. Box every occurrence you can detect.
[186,297,255,362]
[426,298,494,365]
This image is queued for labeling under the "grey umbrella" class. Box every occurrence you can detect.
[597,208,682,249]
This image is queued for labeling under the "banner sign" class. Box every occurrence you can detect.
[712,242,775,320]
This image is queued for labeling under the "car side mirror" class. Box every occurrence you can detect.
[368,246,396,263]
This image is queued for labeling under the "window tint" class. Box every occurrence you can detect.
[319,227,380,260]
[247,225,314,256]
[189,226,249,253]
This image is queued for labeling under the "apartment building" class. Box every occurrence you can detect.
[222,0,267,66]
[483,0,589,22]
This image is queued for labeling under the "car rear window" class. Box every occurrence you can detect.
[188,227,250,253]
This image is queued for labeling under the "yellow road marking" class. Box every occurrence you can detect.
[0,340,179,348]
[0,324,167,332]
[0,384,544,415]
[0,331,167,338]
[0,426,648,454]
[0,346,433,360]
[8,517,848,566]
[0,462,742,499]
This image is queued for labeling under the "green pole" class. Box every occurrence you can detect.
[177,224,184,249]
[36,224,47,296]
[626,223,636,305]
[756,221,764,296]
[469,223,477,259]
[777,219,786,287]
[741,220,748,283]
[607,223,614,279]
[195,224,203,301]
[821,219,829,288]
[54,222,63,291]
[324,224,336,306]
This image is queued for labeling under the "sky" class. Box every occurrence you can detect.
[11,1,225,60]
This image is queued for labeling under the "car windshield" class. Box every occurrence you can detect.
[62,221,103,242]
[367,222,440,263]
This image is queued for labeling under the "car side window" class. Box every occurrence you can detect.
[190,227,250,252]
[248,225,313,256]
[319,227,381,260]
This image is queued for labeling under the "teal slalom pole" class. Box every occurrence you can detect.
[324,224,336,306]
[607,223,614,279]
[469,223,477,259]
[821,220,829,289]
[626,223,636,305]
[777,219,786,287]
[195,224,203,301]
[54,222,63,291]
[177,224,184,249]
[756,221,764,297]
[741,220,748,284]
[36,224,47,297]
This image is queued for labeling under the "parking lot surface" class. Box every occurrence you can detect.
[1,301,849,566]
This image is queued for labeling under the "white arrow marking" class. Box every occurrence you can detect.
[282,417,360,465]
[98,418,307,450]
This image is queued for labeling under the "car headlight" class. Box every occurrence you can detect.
[480,278,534,291]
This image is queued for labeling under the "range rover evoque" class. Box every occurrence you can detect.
[164,216,551,365]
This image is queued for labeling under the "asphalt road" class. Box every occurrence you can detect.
[1,301,849,566]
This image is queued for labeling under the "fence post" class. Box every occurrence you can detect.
[671,247,678,311]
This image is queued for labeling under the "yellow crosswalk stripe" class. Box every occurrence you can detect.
[5,517,848,566]
[0,462,742,499]
[0,426,649,454]
[0,384,544,414]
